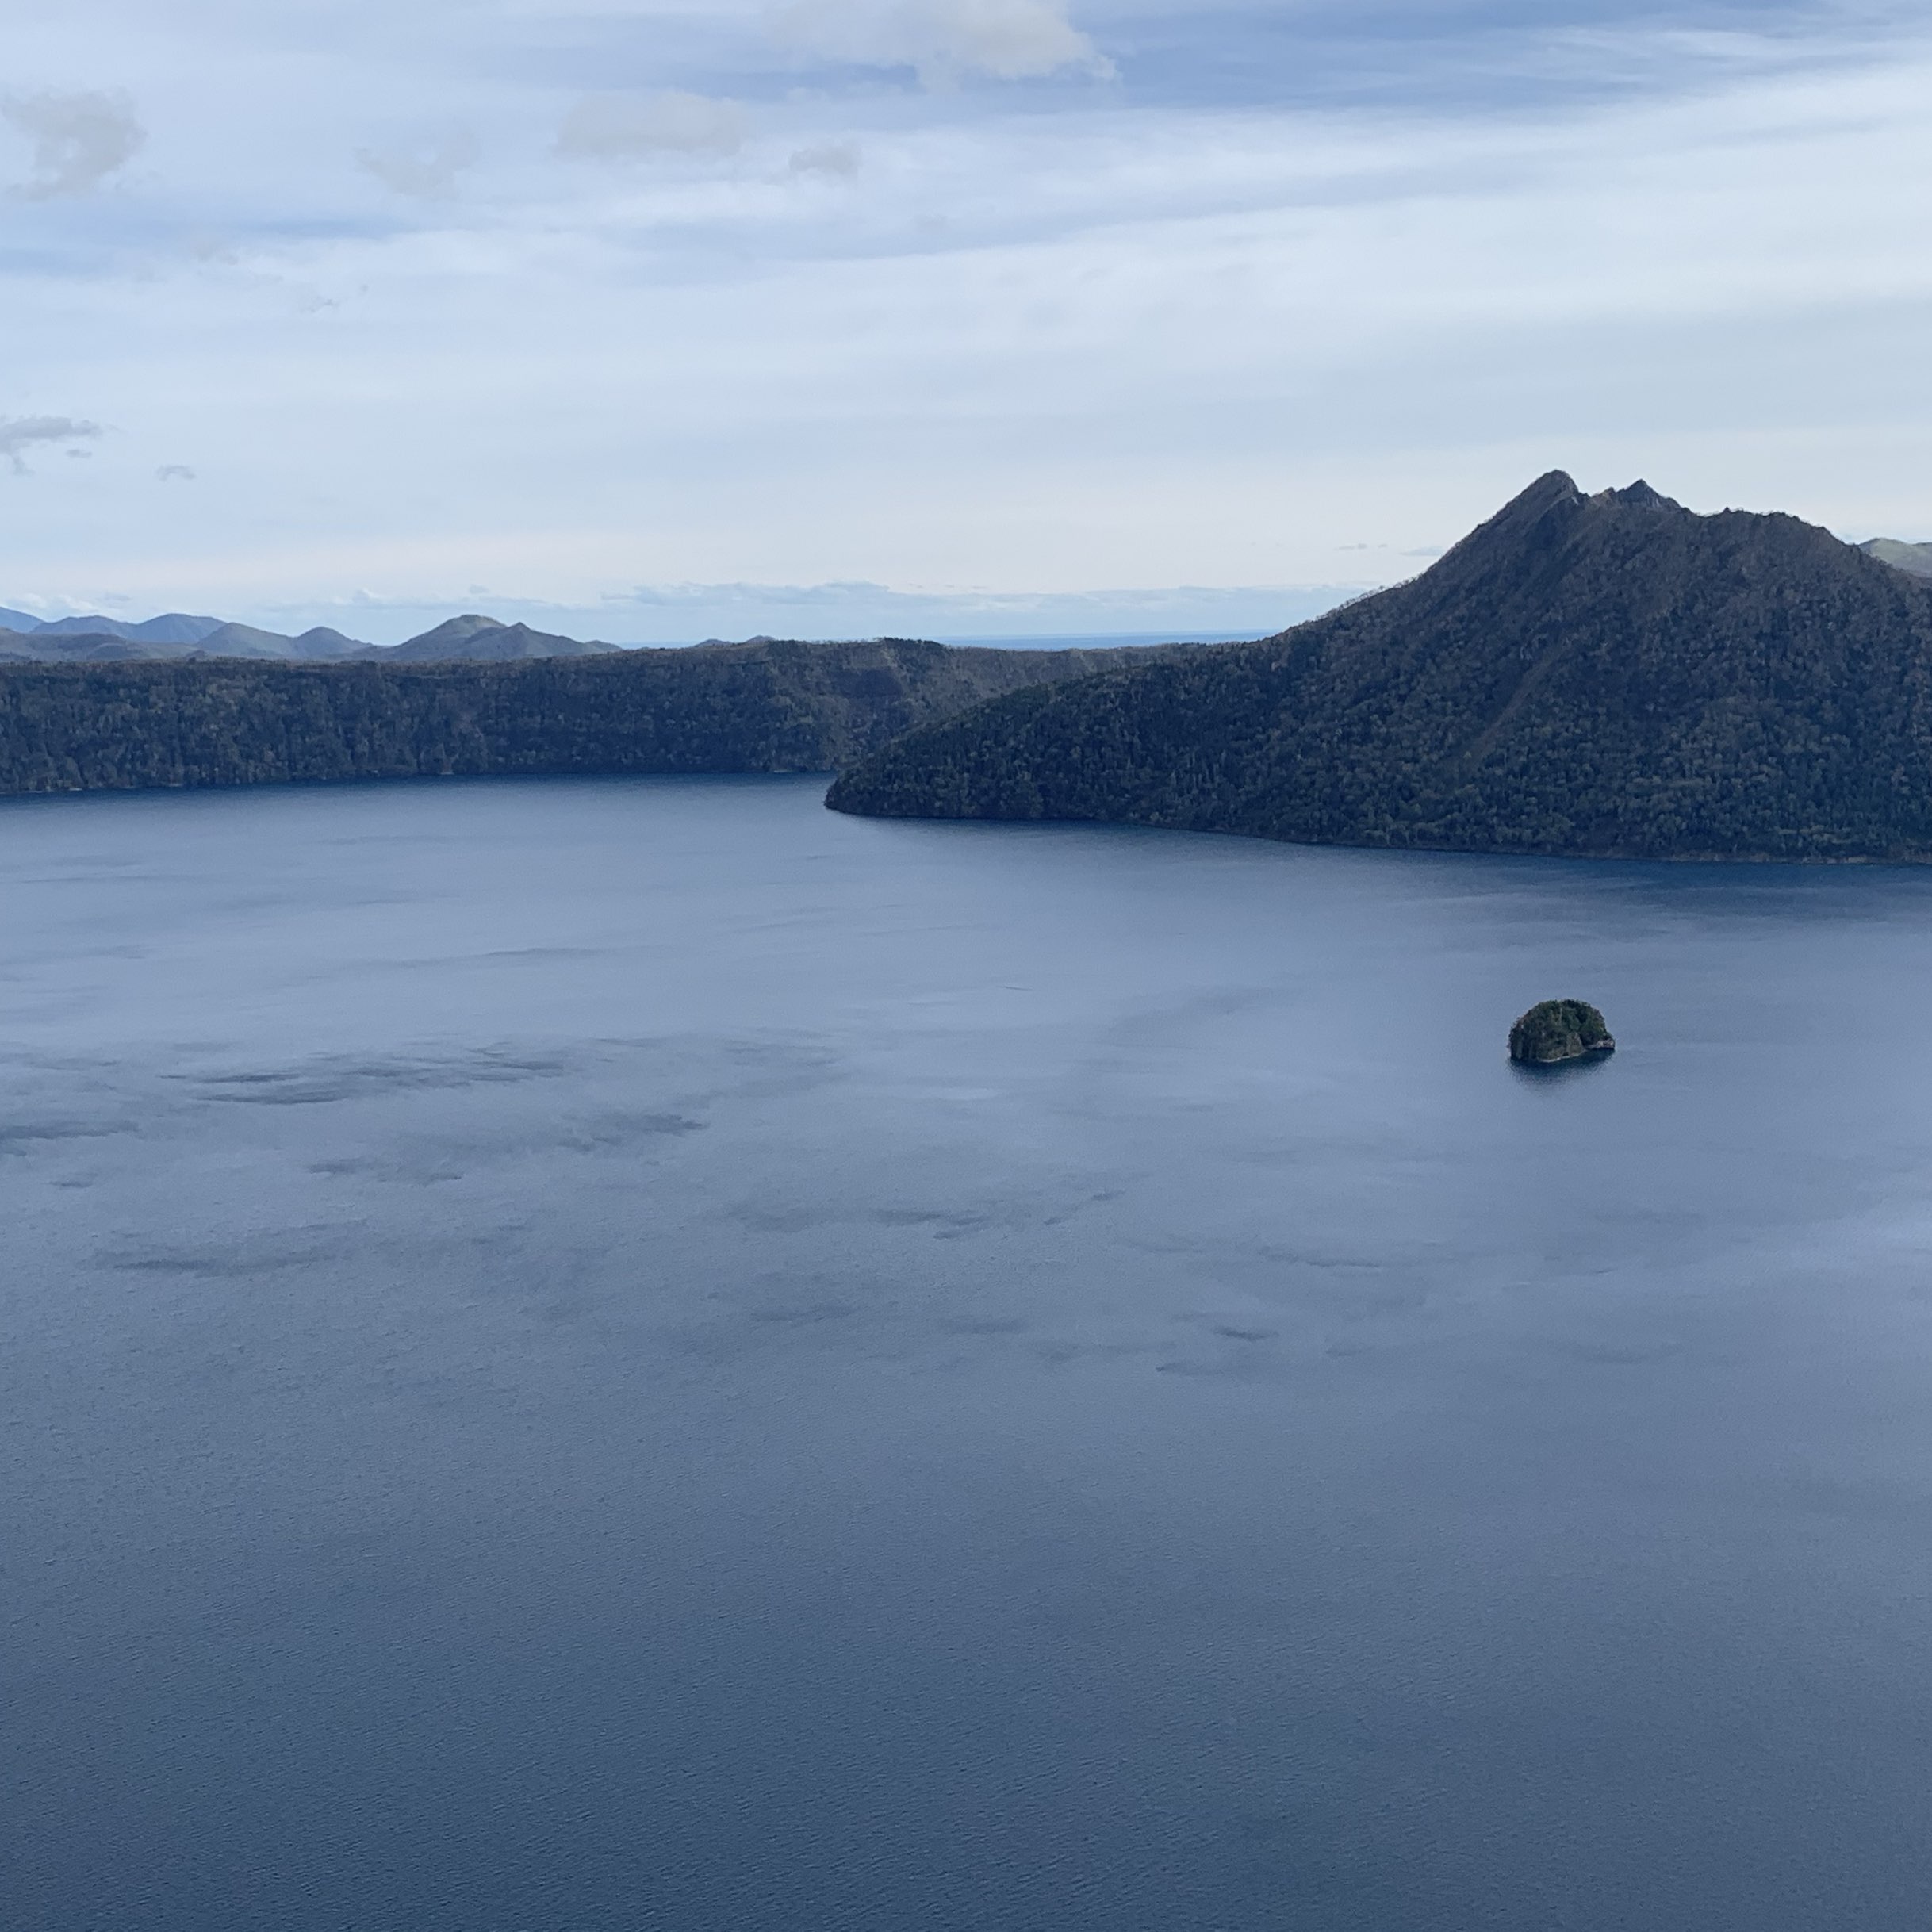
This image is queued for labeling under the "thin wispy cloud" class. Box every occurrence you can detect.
[1,89,144,199]
[358,130,480,201]
[0,416,102,473]
[2,1,1930,634]
[774,0,1115,86]
[791,141,863,177]
[557,92,750,161]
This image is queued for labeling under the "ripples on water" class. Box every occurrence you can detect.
[6,776,1932,1930]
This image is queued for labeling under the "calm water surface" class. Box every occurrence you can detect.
[6,775,1932,1930]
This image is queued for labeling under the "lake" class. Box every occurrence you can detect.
[6,774,1932,1930]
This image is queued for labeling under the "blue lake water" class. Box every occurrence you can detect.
[7,774,1932,1930]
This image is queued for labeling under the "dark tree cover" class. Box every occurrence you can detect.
[1509,1000,1615,1064]
[827,473,1932,861]
[0,638,1148,798]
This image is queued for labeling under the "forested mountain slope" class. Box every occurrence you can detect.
[0,638,1148,797]
[828,474,1932,861]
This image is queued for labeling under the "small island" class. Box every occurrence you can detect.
[1509,999,1616,1065]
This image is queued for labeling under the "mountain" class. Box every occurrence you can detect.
[826,473,1932,863]
[388,615,617,662]
[125,613,229,644]
[31,612,227,643]
[0,608,608,662]
[192,622,372,660]
[294,627,374,659]
[0,638,1157,796]
[1862,539,1932,581]
[186,623,307,659]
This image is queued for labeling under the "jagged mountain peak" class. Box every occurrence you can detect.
[830,471,1932,862]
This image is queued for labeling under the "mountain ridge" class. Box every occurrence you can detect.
[826,473,1932,862]
[1862,539,1932,581]
[386,616,616,662]
[0,638,1173,797]
[0,611,620,664]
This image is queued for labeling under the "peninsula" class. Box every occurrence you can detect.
[826,474,1932,862]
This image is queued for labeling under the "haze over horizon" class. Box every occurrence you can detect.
[5,0,1930,644]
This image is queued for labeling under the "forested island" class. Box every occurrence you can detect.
[0,638,1148,796]
[827,474,1932,862]
[1509,1001,1616,1064]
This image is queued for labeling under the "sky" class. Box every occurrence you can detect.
[2,0,1930,643]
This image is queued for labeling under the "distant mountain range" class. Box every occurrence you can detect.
[6,533,1929,665]
[0,610,619,665]
[8,499,1932,850]
[1860,539,1932,580]
[827,476,1932,862]
[0,609,232,645]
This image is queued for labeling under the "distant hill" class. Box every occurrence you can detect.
[387,616,616,662]
[827,473,1932,862]
[0,614,343,660]
[1862,539,1932,581]
[0,638,1159,797]
[0,610,629,664]
[176,623,309,660]
[194,623,370,660]
[0,627,178,664]
[296,627,373,658]
[32,613,227,644]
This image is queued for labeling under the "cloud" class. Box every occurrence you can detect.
[773,0,1114,87]
[156,465,197,483]
[357,130,479,201]
[0,416,102,473]
[790,140,861,177]
[557,92,749,162]
[6,7,1932,631]
[2,90,145,200]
